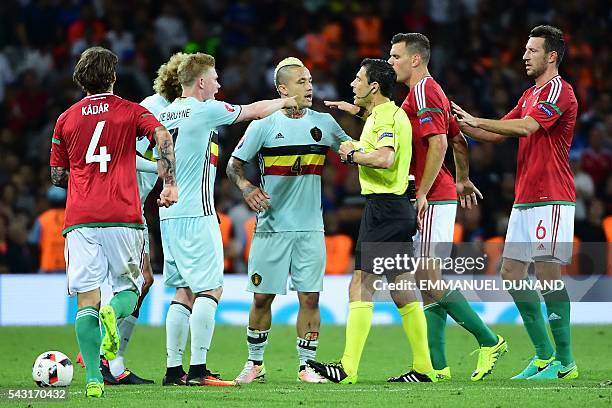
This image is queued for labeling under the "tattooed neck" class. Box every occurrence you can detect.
[283,108,306,119]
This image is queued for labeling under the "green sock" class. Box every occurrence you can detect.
[424,302,448,370]
[542,288,573,366]
[439,290,498,347]
[110,290,138,319]
[75,307,103,383]
[508,287,554,359]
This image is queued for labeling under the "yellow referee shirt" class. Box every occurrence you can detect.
[354,100,412,195]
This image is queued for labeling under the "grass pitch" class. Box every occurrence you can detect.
[1,324,611,407]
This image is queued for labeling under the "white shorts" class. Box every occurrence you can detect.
[414,203,457,259]
[161,216,224,293]
[503,204,575,264]
[65,226,145,296]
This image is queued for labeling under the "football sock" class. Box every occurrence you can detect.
[247,327,269,365]
[440,290,498,347]
[166,302,191,368]
[188,364,207,379]
[110,290,138,319]
[341,301,373,377]
[76,307,103,384]
[297,336,318,369]
[108,314,137,377]
[509,286,554,359]
[423,302,448,370]
[398,302,434,374]
[190,296,218,367]
[542,288,574,366]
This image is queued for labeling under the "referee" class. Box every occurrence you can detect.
[307,59,436,384]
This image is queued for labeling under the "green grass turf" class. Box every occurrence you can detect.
[1,325,611,407]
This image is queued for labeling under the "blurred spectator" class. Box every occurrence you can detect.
[0,52,14,103]
[580,123,611,188]
[67,4,106,47]
[184,19,221,56]
[324,212,353,275]
[106,16,135,61]
[28,186,66,273]
[154,4,188,57]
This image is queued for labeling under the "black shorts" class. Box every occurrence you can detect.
[354,194,416,272]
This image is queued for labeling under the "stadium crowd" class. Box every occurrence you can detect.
[0,0,610,274]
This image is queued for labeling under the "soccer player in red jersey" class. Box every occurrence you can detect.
[453,25,579,380]
[388,33,506,382]
[50,46,177,397]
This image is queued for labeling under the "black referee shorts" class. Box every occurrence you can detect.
[354,193,416,272]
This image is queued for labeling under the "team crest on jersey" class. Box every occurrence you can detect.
[251,273,262,286]
[224,103,236,112]
[310,127,322,142]
[538,103,554,117]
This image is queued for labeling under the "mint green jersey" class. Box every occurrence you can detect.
[232,109,350,232]
[158,96,241,220]
[137,94,169,208]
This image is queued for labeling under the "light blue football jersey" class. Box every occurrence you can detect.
[137,94,169,208]
[232,109,351,232]
[158,96,241,220]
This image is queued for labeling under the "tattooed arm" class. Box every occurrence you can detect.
[153,126,178,207]
[226,157,270,212]
[50,166,69,188]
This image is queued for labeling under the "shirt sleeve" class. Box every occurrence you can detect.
[326,114,352,152]
[199,100,242,128]
[133,103,163,144]
[232,119,266,162]
[448,114,461,140]
[524,82,570,133]
[373,116,397,150]
[49,114,69,168]
[417,90,448,138]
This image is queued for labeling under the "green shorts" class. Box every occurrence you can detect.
[161,216,223,293]
[247,231,325,295]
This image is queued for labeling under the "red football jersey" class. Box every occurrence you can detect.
[502,76,577,206]
[401,76,459,202]
[50,93,161,234]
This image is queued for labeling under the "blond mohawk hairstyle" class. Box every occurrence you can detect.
[177,53,216,87]
[274,57,305,87]
[153,53,188,102]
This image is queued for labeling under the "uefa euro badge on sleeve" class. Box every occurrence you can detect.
[310,127,322,142]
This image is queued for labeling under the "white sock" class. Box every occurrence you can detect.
[109,356,125,377]
[297,337,318,368]
[247,327,269,363]
[190,296,218,366]
[166,302,191,368]
[108,314,138,376]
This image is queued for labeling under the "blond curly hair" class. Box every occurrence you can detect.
[153,52,188,102]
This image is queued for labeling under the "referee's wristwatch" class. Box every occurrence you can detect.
[346,150,356,164]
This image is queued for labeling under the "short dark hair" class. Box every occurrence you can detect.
[529,25,565,67]
[360,58,397,98]
[391,33,431,64]
[73,47,118,94]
